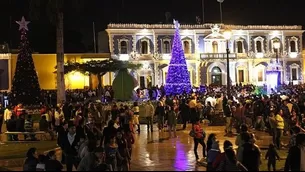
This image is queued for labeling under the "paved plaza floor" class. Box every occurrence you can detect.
[0,124,287,171]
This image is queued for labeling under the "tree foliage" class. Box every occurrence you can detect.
[112,68,137,101]
[62,59,141,76]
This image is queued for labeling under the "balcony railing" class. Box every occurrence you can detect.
[200,53,237,59]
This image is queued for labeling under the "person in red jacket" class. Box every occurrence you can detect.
[193,118,206,160]
[14,104,24,117]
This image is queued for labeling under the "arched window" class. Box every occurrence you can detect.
[290,41,296,52]
[212,41,218,53]
[163,41,171,54]
[237,41,243,53]
[212,66,221,73]
[120,41,128,54]
[141,41,148,54]
[183,41,190,54]
[211,66,222,85]
[256,41,262,53]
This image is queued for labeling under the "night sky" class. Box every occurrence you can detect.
[0,0,304,53]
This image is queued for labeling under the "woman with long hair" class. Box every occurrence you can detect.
[23,147,38,171]
[216,146,247,171]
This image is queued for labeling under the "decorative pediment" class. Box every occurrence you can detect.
[254,36,264,41]
[204,24,226,40]
[290,63,300,68]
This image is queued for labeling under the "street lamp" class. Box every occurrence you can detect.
[223,29,232,97]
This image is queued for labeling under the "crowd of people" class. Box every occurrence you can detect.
[2,84,305,171]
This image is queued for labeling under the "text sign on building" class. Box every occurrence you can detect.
[200,53,236,60]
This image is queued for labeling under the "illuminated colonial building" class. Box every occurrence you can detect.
[106,23,304,87]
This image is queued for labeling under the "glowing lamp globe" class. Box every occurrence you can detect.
[273,40,280,49]
[223,29,232,40]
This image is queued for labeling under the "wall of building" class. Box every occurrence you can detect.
[10,53,111,90]
[106,23,304,86]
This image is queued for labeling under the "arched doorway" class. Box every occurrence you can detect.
[211,66,222,85]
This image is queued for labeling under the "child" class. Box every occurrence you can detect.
[36,154,46,171]
[207,141,221,171]
[265,143,280,171]
[105,136,123,171]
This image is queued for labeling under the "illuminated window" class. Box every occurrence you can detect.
[212,41,218,53]
[163,41,171,54]
[141,41,148,54]
[290,41,296,52]
[238,70,244,82]
[237,41,243,53]
[120,41,128,54]
[291,68,297,80]
[183,41,190,54]
[258,69,263,82]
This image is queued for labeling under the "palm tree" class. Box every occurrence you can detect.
[29,0,83,104]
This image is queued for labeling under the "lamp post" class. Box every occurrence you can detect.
[273,39,281,84]
[223,29,232,97]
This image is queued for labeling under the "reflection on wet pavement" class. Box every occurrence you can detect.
[130,124,236,171]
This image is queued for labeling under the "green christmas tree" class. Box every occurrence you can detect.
[112,68,137,101]
[11,17,41,105]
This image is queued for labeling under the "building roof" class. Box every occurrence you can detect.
[107,23,302,30]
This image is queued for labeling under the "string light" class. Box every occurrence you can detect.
[11,17,41,105]
[164,20,191,95]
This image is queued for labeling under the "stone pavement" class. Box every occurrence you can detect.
[1,124,286,171]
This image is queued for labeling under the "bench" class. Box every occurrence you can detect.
[4,131,47,141]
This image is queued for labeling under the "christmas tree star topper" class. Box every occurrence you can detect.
[16,16,30,31]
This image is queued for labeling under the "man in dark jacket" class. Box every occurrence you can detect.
[62,123,80,171]
[285,133,305,171]
[6,115,17,141]
[57,121,68,164]
[223,98,233,135]
[16,114,25,132]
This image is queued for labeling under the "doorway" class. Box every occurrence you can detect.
[211,66,222,85]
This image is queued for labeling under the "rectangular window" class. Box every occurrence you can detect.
[238,70,244,82]
[292,68,297,80]
[258,70,263,82]
[163,41,171,54]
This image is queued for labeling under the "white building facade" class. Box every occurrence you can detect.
[106,23,304,88]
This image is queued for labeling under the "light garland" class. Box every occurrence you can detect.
[108,23,301,30]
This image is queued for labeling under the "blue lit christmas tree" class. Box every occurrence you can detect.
[165,20,191,95]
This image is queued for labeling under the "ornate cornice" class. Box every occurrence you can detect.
[108,23,302,30]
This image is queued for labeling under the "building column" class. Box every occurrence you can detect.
[248,61,254,84]
[195,61,200,86]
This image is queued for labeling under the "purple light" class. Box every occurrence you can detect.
[165,20,191,95]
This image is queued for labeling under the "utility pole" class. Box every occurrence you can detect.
[217,0,224,23]
[201,0,205,24]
